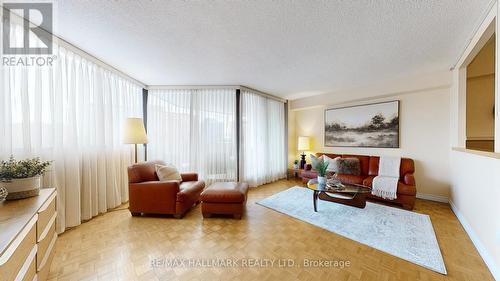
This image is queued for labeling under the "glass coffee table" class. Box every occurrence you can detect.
[307,179,371,211]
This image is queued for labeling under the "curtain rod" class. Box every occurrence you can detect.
[147,85,240,90]
[239,86,286,103]
[148,85,286,103]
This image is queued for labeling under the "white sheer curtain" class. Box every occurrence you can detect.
[240,90,286,187]
[148,88,237,184]
[0,22,142,233]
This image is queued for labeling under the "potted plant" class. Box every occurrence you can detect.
[315,158,329,185]
[293,160,299,169]
[0,156,51,200]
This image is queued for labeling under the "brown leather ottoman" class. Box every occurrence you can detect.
[200,182,249,219]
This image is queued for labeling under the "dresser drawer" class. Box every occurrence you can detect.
[37,193,56,241]
[14,244,37,281]
[36,233,56,281]
[21,254,36,281]
[0,216,37,281]
[36,222,56,269]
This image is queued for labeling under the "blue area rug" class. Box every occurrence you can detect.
[257,186,447,274]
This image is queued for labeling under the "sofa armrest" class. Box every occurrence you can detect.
[177,181,205,203]
[181,173,198,182]
[128,181,180,213]
[129,181,180,197]
[403,173,416,186]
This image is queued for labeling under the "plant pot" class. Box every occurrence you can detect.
[317,176,326,185]
[1,176,41,200]
[293,164,299,169]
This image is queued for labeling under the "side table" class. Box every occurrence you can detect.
[287,168,303,180]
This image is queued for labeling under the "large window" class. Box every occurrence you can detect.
[147,89,237,183]
[1,19,143,233]
[147,88,287,186]
[240,90,286,187]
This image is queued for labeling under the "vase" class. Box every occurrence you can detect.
[1,176,41,200]
[317,176,326,185]
[293,164,299,169]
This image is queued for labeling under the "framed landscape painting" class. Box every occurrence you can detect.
[324,101,400,148]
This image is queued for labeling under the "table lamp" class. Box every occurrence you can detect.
[297,136,310,169]
[124,118,148,163]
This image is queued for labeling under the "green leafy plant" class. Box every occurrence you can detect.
[315,158,329,177]
[294,160,299,165]
[0,156,52,180]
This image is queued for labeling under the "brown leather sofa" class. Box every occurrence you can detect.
[127,160,205,218]
[301,153,416,210]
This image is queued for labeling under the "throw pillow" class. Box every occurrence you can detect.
[324,155,341,173]
[337,158,361,176]
[309,154,323,170]
[155,164,182,181]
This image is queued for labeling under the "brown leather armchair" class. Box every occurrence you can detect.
[127,160,205,218]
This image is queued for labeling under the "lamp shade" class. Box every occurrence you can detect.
[297,136,311,151]
[123,118,148,144]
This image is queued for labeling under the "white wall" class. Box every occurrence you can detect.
[290,72,452,199]
[450,151,500,279]
[286,3,500,277]
[448,2,500,279]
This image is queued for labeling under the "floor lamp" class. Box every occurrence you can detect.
[124,118,148,163]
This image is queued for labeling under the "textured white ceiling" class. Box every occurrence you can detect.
[53,0,492,98]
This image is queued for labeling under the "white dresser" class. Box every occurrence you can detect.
[0,188,57,281]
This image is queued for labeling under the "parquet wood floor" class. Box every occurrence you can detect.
[47,179,494,281]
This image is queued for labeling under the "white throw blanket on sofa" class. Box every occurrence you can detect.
[372,156,401,200]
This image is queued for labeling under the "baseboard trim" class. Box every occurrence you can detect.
[416,193,449,203]
[449,200,499,280]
